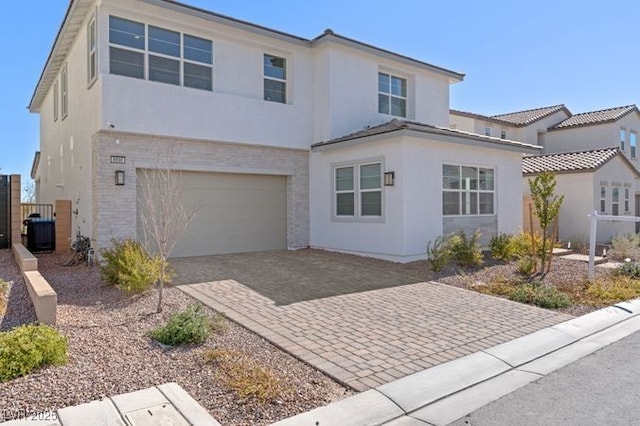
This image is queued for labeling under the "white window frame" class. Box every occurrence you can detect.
[53,80,59,122]
[600,186,606,213]
[263,53,287,103]
[625,187,630,213]
[500,130,507,139]
[108,16,213,91]
[485,126,492,137]
[61,64,68,120]
[87,15,97,85]
[378,72,407,118]
[621,129,626,151]
[442,164,495,216]
[612,187,620,216]
[332,160,384,221]
[631,132,637,159]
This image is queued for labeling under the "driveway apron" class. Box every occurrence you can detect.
[172,250,572,391]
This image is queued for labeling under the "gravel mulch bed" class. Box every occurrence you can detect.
[0,251,351,425]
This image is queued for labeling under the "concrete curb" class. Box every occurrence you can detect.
[272,298,640,426]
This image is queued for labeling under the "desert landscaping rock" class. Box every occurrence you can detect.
[0,251,351,425]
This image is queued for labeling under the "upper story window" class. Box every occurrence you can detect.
[378,72,406,117]
[442,164,495,216]
[631,132,637,159]
[334,161,382,219]
[600,186,606,213]
[87,16,97,84]
[500,130,507,139]
[108,16,213,91]
[53,80,59,122]
[263,54,286,103]
[625,187,631,212]
[621,129,626,151]
[61,64,68,120]
[484,126,492,137]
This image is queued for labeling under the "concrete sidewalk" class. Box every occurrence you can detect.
[2,383,219,426]
[272,298,640,425]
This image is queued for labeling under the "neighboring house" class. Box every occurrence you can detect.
[451,105,640,242]
[523,148,640,242]
[29,0,539,263]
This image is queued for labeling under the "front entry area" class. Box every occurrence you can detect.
[137,170,287,258]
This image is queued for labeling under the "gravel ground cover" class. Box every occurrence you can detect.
[0,250,351,425]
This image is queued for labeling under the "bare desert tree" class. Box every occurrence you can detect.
[137,164,200,313]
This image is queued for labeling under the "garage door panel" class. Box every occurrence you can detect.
[138,171,286,257]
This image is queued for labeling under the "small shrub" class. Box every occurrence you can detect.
[0,324,68,382]
[450,230,483,268]
[489,233,517,261]
[618,261,640,279]
[517,255,536,276]
[148,304,211,346]
[609,234,640,261]
[582,276,640,305]
[471,280,514,297]
[426,234,459,272]
[508,284,572,309]
[99,238,166,294]
[204,349,291,403]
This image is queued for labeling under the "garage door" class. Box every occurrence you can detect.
[137,171,287,258]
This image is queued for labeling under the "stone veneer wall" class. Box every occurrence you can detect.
[92,131,309,253]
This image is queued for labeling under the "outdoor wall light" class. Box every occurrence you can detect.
[384,171,395,186]
[115,170,125,186]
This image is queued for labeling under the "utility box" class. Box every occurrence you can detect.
[0,175,8,249]
[26,219,55,252]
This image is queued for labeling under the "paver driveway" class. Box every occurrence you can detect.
[172,250,573,391]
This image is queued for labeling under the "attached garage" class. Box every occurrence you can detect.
[137,170,287,258]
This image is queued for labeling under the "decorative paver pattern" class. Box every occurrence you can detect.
[174,251,573,392]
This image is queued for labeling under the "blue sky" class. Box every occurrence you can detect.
[2,1,638,179]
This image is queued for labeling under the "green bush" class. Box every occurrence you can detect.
[426,234,460,272]
[618,261,640,279]
[450,229,483,267]
[489,233,517,261]
[148,304,212,346]
[99,238,166,294]
[609,234,640,261]
[0,324,68,382]
[509,284,572,309]
[517,255,536,276]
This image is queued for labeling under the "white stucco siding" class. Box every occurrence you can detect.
[38,8,101,239]
[545,124,618,154]
[99,1,315,149]
[310,135,524,262]
[594,159,636,241]
[310,137,406,261]
[312,43,451,141]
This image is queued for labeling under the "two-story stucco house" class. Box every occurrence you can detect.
[451,105,640,242]
[29,0,539,262]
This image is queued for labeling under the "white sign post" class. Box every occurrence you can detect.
[587,210,640,280]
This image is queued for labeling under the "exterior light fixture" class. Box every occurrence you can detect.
[115,170,125,186]
[384,171,395,186]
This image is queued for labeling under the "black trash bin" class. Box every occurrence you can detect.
[26,219,55,252]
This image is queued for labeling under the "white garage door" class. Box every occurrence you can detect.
[137,171,287,258]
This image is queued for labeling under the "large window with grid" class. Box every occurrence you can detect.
[442,165,495,216]
[612,187,620,216]
[378,72,407,117]
[108,16,213,91]
[334,162,382,219]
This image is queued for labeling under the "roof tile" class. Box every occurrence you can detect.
[522,148,620,174]
[550,105,638,129]
[491,105,568,126]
